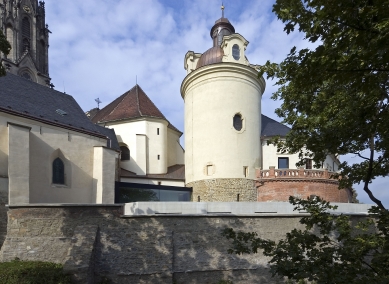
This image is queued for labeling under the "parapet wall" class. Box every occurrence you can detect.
[0,204,370,284]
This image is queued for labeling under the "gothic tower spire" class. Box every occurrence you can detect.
[0,0,51,86]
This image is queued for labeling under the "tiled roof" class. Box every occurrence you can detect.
[121,164,185,181]
[261,114,291,137]
[92,84,182,134]
[0,73,119,150]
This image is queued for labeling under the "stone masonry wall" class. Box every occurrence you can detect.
[0,206,311,284]
[257,179,351,203]
[187,178,257,202]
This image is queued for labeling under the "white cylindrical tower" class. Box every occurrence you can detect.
[181,16,265,202]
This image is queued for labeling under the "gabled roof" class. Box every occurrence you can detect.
[0,73,119,150]
[91,84,182,134]
[261,114,291,137]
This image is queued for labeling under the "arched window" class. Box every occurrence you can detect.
[233,113,243,131]
[52,158,65,184]
[120,146,130,161]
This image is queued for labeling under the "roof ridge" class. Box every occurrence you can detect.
[136,85,167,120]
[136,84,142,116]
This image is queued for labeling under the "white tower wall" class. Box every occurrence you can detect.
[181,63,265,185]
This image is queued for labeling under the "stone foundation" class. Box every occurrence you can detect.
[187,178,257,202]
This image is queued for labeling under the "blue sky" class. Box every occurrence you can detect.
[44,0,387,207]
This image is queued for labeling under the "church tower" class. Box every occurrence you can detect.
[0,0,50,85]
[181,6,266,202]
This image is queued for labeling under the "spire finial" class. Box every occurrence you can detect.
[221,3,225,18]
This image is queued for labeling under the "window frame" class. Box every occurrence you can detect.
[52,157,65,185]
[278,157,289,169]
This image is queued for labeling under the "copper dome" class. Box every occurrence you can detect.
[196,46,224,69]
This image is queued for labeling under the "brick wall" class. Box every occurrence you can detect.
[257,179,351,202]
[187,178,257,202]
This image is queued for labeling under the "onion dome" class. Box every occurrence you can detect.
[196,46,224,69]
[196,5,235,69]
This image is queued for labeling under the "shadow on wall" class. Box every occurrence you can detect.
[0,205,296,284]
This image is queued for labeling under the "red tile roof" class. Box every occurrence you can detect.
[92,85,182,134]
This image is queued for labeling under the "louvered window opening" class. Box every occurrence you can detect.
[22,18,30,38]
[233,114,242,131]
[120,146,130,161]
[53,158,65,184]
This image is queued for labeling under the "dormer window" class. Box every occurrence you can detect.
[232,44,240,60]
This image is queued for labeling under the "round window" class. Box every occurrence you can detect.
[232,44,240,60]
[233,113,243,131]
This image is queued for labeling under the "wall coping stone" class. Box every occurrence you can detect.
[6,203,124,208]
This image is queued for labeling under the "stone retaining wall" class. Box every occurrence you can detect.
[187,178,257,202]
[0,205,311,283]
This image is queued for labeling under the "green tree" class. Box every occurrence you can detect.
[0,30,11,77]
[259,0,389,209]
[222,197,389,284]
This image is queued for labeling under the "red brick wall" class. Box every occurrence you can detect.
[257,179,352,203]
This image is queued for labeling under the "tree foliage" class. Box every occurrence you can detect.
[259,0,389,209]
[222,196,389,284]
[0,30,11,77]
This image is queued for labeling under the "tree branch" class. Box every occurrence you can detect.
[364,143,386,210]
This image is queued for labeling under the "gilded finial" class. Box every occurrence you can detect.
[221,3,225,18]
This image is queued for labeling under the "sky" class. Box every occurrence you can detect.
[44,0,387,207]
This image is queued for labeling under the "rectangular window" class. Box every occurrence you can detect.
[158,155,160,160]
[278,157,289,169]
[306,159,312,169]
[243,166,248,177]
[206,165,213,176]
[157,128,159,135]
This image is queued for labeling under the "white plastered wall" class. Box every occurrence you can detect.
[120,177,184,187]
[167,128,184,167]
[261,140,302,170]
[0,112,114,204]
[261,139,340,171]
[93,146,118,204]
[182,63,265,184]
[105,118,169,175]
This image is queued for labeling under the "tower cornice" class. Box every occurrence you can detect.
[181,62,266,100]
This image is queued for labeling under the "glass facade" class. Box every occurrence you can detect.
[115,182,192,203]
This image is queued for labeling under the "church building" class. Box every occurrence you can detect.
[0,2,352,205]
[0,0,50,86]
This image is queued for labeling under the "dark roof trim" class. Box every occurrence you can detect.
[7,122,32,131]
[0,106,108,139]
[121,175,185,182]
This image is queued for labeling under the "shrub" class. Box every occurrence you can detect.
[0,259,72,284]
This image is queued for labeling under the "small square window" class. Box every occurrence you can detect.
[278,157,289,169]
[206,165,213,176]
[243,166,248,177]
